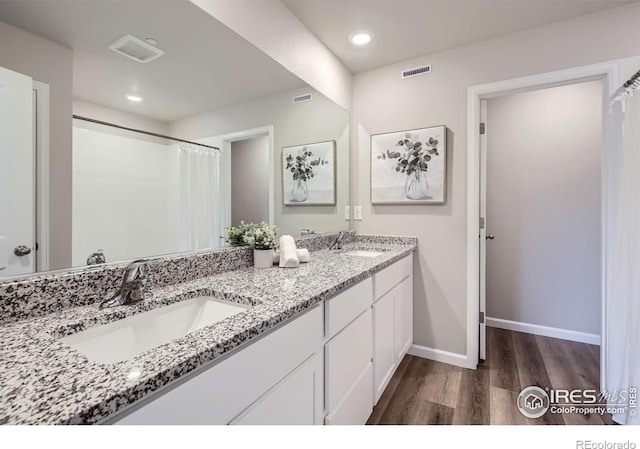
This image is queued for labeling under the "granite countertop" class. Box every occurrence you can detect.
[0,240,415,425]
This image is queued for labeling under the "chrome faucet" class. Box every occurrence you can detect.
[86,249,106,265]
[330,231,347,250]
[100,258,156,309]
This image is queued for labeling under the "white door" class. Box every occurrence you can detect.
[479,100,488,361]
[0,66,34,277]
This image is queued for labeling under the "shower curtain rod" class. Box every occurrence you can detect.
[622,68,640,90]
[72,115,220,151]
[618,68,640,97]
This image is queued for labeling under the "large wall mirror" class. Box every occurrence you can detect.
[0,0,350,279]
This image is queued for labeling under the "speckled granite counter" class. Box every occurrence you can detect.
[0,237,416,425]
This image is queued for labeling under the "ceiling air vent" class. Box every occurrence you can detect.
[109,34,165,63]
[401,64,431,79]
[292,93,313,104]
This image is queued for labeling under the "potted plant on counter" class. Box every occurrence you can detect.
[243,222,278,268]
[224,221,251,246]
[224,221,278,268]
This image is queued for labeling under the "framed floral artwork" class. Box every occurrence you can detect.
[371,125,446,204]
[282,140,336,206]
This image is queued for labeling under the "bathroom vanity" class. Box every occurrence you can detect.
[0,234,415,425]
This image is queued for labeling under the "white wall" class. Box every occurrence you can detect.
[352,3,640,357]
[170,86,350,237]
[72,127,180,266]
[231,136,270,226]
[190,0,352,111]
[485,81,602,335]
[0,20,73,269]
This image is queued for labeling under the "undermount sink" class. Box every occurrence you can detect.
[344,250,385,258]
[59,296,251,364]
[341,246,390,258]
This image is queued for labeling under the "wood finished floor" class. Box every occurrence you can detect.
[367,327,613,425]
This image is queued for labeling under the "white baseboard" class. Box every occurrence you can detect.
[486,317,601,345]
[408,344,474,369]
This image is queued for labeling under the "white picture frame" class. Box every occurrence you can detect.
[371,125,447,205]
[282,140,336,206]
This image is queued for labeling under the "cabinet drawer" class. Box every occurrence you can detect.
[324,278,372,339]
[325,308,373,412]
[374,255,412,301]
[325,363,373,425]
[112,305,323,425]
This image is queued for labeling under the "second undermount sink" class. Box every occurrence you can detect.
[344,250,385,258]
[59,296,251,364]
[342,246,390,258]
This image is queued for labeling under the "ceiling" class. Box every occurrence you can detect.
[282,0,636,73]
[0,0,306,123]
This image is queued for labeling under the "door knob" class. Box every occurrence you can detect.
[486,235,495,240]
[14,245,32,256]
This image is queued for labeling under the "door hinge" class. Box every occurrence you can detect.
[480,217,485,229]
[480,312,485,324]
[479,122,486,135]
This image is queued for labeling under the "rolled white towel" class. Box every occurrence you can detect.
[297,248,310,263]
[279,235,300,268]
[273,248,310,264]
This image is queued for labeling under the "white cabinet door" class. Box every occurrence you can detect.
[325,363,373,425]
[325,309,373,412]
[394,276,413,361]
[231,351,323,425]
[373,288,396,404]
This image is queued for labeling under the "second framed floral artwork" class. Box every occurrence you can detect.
[282,140,336,206]
[371,125,447,205]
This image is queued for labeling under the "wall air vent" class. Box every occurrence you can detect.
[292,93,313,104]
[109,34,165,63]
[401,64,431,79]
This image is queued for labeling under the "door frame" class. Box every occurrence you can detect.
[466,58,636,386]
[219,125,275,229]
[33,81,50,272]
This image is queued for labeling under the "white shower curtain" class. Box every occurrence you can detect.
[607,92,640,425]
[179,143,222,251]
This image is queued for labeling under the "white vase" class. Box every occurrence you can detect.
[253,249,274,268]
[291,178,308,202]
[405,170,429,200]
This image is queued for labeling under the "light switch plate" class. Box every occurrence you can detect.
[353,206,362,220]
[344,206,350,220]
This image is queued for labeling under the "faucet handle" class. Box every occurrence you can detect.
[124,257,159,279]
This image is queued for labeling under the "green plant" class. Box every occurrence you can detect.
[285,147,328,182]
[243,222,278,250]
[224,221,251,246]
[377,133,440,175]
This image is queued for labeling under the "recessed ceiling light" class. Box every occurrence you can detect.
[349,31,373,47]
[145,38,158,46]
[126,94,143,103]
